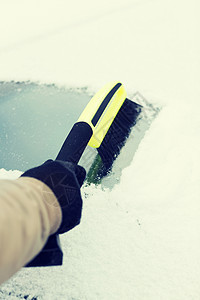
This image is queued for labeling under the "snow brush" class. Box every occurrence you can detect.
[26,81,142,267]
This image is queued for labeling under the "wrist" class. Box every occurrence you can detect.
[18,177,62,235]
[21,159,85,234]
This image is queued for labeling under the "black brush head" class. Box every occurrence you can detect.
[97,99,142,176]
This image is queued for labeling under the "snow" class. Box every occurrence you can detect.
[0,169,22,180]
[0,0,200,299]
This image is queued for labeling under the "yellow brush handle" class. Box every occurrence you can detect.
[78,81,127,148]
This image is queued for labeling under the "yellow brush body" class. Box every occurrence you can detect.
[77,81,127,148]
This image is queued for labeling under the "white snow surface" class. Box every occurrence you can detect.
[0,0,200,299]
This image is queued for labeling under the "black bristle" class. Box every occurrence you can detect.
[97,99,142,172]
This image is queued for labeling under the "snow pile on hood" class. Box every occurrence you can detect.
[0,169,22,180]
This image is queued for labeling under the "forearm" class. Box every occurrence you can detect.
[0,177,62,285]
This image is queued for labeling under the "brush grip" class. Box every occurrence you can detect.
[56,122,93,164]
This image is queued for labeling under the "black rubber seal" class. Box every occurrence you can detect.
[91,83,122,127]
